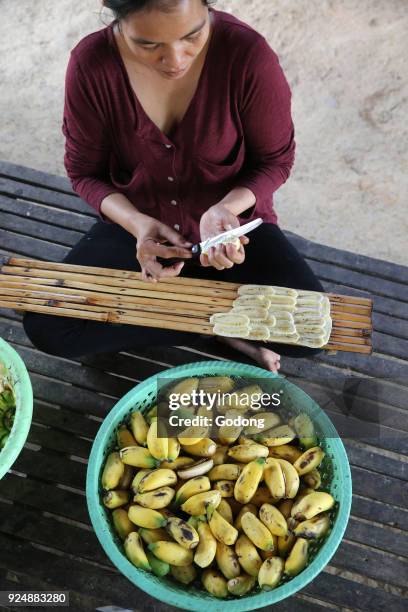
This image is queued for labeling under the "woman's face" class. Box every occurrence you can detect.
[118,0,212,79]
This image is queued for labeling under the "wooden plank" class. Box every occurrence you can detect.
[0,473,88,524]
[13,447,86,491]
[318,350,408,380]
[373,312,408,341]
[32,402,100,439]
[0,229,68,261]
[373,331,408,361]
[346,516,408,559]
[28,421,92,459]
[0,210,83,246]
[0,175,95,216]
[333,540,408,589]
[0,160,75,194]
[344,442,408,480]
[323,281,408,320]
[286,230,408,285]
[0,499,105,563]
[304,569,406,611]
[352,495,408,531]
[350,466,408,509]
[0,194,94,233]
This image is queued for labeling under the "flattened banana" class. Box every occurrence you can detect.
[210,313,250,326]
[232,305,269,322]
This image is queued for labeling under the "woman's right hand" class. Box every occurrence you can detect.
[132,214,193,282]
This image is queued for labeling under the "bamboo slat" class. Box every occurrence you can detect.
[0,257,373,354]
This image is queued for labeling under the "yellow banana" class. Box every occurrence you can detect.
[128,504,167,529]
[250,486,275,506]
[302,468,322,490]
[165,516,199,550]
[134,486,175,509]
[148,541,193,567]
[131,469,151,493]
[278,533,296,558]
[209,464,241,481]
[117,464,133,489]
[293,514,330,539]
[138,468,177,493]
[112,508,134,541]
[234,504,257,531]
[214,480,235,498]
[291,492,335,520]
[258,425,296,447]
[145,404,157,424]
[174,475,211,506]
[198,376,235,394]
[277,499,294,519]
[181,490,221,516]
[217,410,243,445]
[217,499,233,523]
[293,446,325,475]
[235,534,262,576]
[167,437,180,462]
[227,574,256,596]
[259,503,288,537]
[264,459,286,499]
[170,564,197,585]
[234,458,265,504]
[258,557,284,590]
[145,550,170,577]
[285,538,309,576]
[120,446,159,469]
[139,527,171,545]
[215,542,241,579]
[147,420,168,461]
[275,458,300,499]
[201,568,228,598]
[207,506,239,546]
[227,443,268,463]
[268,444,302,463]
[167,377,200,398]
[116,425,137,449]
[178,424,207,446]
[182,438,217,457]
[101,452,125,490]
[293,413,317,449]
[124,532,151,571]
[103,490,130,509]
[260,542,278,559]
[221,384,264,411]
[241,512,274,551]
[194,521,217,568]
[244,412,281,435]
[130,410,149,446]
[160,456,194,470]
[212,444,229,465]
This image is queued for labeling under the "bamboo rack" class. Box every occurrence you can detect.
[0,257,373,354]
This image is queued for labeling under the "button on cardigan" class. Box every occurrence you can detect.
[62,8,295,243]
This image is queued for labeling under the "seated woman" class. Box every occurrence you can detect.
[23,0,324,372]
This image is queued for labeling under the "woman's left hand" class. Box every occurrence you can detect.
[199,203,249,270]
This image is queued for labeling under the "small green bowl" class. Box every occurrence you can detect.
[86,361,352,611]
[0,337,33,480]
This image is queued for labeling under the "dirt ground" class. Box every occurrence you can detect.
[0,0,407,264]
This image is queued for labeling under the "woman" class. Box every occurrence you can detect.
[23,0,324,372]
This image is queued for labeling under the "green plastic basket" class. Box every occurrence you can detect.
[0,337,33,480]
[86,361,352,611]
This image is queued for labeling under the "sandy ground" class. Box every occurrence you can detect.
[0,0,407,264]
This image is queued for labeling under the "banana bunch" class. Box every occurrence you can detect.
[100,376,337,599]
[209,284,332,348]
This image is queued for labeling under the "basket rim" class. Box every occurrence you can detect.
[86,360,352,611]
[0,337,33,480]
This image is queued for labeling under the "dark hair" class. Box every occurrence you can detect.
[103,0,216,20]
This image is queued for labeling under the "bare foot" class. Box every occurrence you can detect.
[216,336,281,373]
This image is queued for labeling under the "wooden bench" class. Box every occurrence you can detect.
[0,160,407,611]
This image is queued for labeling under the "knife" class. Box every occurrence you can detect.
[157,218,263,267]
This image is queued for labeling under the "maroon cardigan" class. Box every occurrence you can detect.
[62,7,295,243]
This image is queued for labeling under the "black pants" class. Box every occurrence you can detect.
[22,222,324,359]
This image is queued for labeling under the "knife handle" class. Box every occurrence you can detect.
[156,243,200,267]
